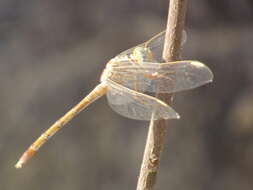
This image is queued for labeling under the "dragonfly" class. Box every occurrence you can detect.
[15,31,213,168]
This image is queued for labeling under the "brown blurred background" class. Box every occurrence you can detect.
[1,0,253,190]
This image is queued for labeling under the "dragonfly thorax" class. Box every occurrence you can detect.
[100,61,113,82]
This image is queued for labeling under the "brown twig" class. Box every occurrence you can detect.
[136,0,188,190]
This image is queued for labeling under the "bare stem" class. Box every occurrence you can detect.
[136,0,188,190]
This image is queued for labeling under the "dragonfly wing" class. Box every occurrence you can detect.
[144,30,187,49]
[116,43,145,58]
[116,31,166,59]
[143,30,187,62]
[106,80,179,121]
[112,30,186,64]
[110,60,213,93]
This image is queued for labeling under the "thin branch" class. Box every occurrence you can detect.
[136,0,188,190]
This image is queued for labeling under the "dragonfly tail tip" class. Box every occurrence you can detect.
[15,149,36,169]
[15,161,23,169]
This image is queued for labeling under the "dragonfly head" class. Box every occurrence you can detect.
[132,47,153,62]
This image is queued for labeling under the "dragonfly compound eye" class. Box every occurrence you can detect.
[132,47,153,62]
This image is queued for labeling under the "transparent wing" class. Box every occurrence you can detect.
[116,44,145,58]
[144,31,165,48]
[109,60,213,93]
[114,31,166,63]
[144,30,187,49]
[113,30,187,64]
[144,30,187,62]
[106,80,179,121]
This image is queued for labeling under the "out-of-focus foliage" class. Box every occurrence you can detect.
[1,0,253,190]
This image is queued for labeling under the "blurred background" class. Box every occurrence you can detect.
[1,0,253,190]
